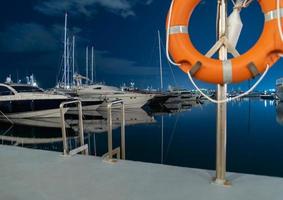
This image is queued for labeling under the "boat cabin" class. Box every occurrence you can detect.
[0,83,44,96]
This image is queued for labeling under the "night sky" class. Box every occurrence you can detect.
[0,0,282,90]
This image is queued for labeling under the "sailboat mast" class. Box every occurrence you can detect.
[86,46,89,84]
[67,37,70,88]
[72,36,75,86]
[158,30,163,91]
[91,46,94,83]
[64,13,68,88]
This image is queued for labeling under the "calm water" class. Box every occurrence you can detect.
[1,98,283,178]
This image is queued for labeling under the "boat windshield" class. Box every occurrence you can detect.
[11,85,44,93]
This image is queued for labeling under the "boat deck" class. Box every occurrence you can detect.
[0,145,282,200]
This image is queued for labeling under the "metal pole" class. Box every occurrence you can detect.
[158,30,163,91]
[121,103,126,160]
[107,104,113,160]
[78,102,87,155]
[60,106,68,155]
[214,0,230,186]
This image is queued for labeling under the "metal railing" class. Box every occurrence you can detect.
[60,100,88,156]
[102,100,126,163]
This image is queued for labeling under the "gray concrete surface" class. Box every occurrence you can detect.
[0,145,282,200]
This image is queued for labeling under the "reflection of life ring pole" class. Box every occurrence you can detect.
[166,0,283,103]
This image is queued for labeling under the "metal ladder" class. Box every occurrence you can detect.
[102,100,126,163]
[60,100,89,156]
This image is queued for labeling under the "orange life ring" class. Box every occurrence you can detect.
[168,0,283,84]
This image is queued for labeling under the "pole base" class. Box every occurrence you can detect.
[211,178,231,187]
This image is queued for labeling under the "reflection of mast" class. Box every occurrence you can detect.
[248,80,251,135]
[93,133,97,156]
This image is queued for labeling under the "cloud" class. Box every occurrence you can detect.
[145,0,154,5]
[0,23,58,53]
[0,23,82,53]
[95,50,158,76]
[34,0,154,18]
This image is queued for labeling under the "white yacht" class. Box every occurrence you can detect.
[0,83,71,118]
[276,78,283,101]
[74,83,155,109]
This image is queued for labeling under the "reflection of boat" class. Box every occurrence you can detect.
[147,99,202,116]
[0,118,64,128]
[94,108,156,130]
[146,93,172,108]
[276,102,283,125]
[244,91,261,98]
[260,91,276,100]
[0,135,65,145]
[276,78,283,101]
[0,108,155,135]
[0,83,71,118]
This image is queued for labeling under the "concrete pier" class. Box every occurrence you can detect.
[0,145,283,200]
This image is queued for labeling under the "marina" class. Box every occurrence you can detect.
[1,0,283,199]
[1,98,283,178]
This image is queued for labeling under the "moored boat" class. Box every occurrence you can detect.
[0,83,71,118]
[276,78,283,101]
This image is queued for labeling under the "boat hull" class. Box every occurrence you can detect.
[276,85,283,101]
[0,98,71,118]
[93,94,154,109]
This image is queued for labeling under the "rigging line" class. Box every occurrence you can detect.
[243,0,253,7]
[56,54,64,84]
[146,35,158,70]
[160,40,178,87]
